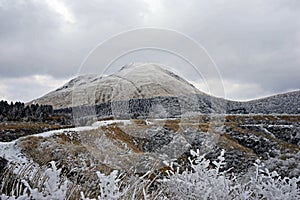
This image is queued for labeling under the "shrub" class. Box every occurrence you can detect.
[1,151,299,199]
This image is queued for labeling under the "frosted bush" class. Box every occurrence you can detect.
[160,149,239,199]
[81,170,161,200]
[246,162,300,199]
[1,161,68,200]
[158,150,300,200]
[1,152,299,199]
[81,170,121,200]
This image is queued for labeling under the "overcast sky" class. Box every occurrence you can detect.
[0,0,299,102]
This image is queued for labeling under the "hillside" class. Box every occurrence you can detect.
[29,63,300,118]
[29,63,202,108]
[0,114,299,199]
[240,90,300,114]
[1,63,299,198]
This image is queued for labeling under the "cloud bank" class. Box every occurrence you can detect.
[0,0,299,101]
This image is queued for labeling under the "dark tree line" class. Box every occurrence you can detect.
[0,100,53,122]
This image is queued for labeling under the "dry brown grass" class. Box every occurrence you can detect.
[131,119,147,127]
[17,132,88,166]
[163,119,180,132]
[278,115,300,122]
[18,136,45,153]
[252,115,278,121]
[102,125,143,153]
[228,123,300,154]
[225,115,240,121]
[198,122,210,132]
[0,122,50,130]
[217,134,257,156]
[58,132,81,145]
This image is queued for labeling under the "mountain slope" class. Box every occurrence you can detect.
[30,63,204,109]
[29,63,300,115]
[243,90,300,114]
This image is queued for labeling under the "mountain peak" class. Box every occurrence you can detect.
[28,63,300,115]
[116,62,198,90]
[29,63,203,109]
[117,62,172,76]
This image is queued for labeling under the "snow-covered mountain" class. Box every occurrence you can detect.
[29,63,203,108]
[2,63,300,199]
[29,63,226,121]
[29,63,300,115]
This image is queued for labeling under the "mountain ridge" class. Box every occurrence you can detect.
[28,63,300,115]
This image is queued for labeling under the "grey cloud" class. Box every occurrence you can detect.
[0,0,299,101]
[156,0,300,96]
[64,0,148,27]
[0,0,149,79]
[0,0,66,78]
[0,1,58,38]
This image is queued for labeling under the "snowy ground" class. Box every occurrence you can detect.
[0,116,299,199]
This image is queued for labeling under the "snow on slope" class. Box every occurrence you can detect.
[244,90,300,114]
[0,120,132,164]
[228,90,300,114]
[28,63,300,114]
[28,63,205,109]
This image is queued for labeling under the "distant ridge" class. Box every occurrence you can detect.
[238,90,300,114]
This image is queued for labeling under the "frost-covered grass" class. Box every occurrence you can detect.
[160,150,300,200]
[1,150,299,200]
[1,161,68,200]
